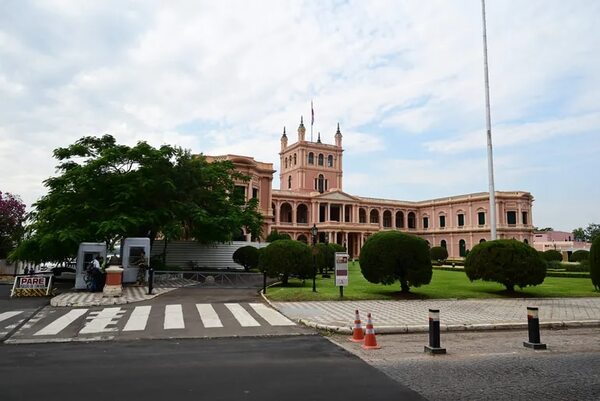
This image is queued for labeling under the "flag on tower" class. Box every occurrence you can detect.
[311,100,314,126]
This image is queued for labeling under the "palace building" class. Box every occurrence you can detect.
[207,118,534,258]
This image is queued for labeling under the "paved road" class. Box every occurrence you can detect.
[0,336,426,401]
[330,327,600,401]
[4,289,313,343]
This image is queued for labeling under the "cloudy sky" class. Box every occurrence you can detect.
[1,0,599,231]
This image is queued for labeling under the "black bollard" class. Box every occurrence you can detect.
[147,267,154,295]
[263,271,267,294]
[523,306,547,350]
[424,309,446,354]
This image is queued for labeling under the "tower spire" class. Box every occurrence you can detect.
[317,131,321,143]
[297,117,306,141]
[335,122,342,147]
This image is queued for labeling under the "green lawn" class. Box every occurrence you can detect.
[265,261,599,301]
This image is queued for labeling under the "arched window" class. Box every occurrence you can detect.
[459,239,466,257]
[288,176,292,189]
[383,210,392,228]
[284,158,288,168]
[524,238,529,244]
[395,211,404,228]
[293,153,297,165]
[296,204,308,224]
[318,174,325,193]
[308,152,314,164]
[407,212,416,229]
[318,154,324,166]
[369,209,379,224]
[327,155,333,167]
[297,234,308,244]
[440,240,447,248]
[479,238,486,244]
[280,203,292,223]
[359,208,367,223]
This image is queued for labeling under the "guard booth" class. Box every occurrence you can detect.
[121,237,151,283]
[75,242,107,290]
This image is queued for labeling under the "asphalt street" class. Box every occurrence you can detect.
[0,336,426,401]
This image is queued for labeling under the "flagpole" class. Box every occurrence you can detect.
[311,100,314,142]
[481,0,497,240]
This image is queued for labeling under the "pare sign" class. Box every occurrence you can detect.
[18,276,49,288]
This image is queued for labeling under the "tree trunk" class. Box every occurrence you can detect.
[504,283,515,292]
[282,274,289,286]
[400,280,410,293]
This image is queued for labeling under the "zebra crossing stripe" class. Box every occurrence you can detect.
[225,303,260,327]
[123,306,151,331]
[0,311,23,323]
[35,309,88,336]
[249,303,295,326]
[79,307,123,334]
[196,304,223,328]
[164,304,185,329]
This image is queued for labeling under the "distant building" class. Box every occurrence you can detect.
[207,118,534,258]
[532,230,591,256]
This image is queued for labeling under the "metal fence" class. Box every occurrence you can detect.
[152,270,275,289]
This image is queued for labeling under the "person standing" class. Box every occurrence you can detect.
[135,251,148,285]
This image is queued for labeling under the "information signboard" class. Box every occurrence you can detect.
[10,275,53,297]
[334,252,349,287]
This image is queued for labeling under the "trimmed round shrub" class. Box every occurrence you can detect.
[359,231,432,293]
[232,245,259,271]
[542,249,563,262]
[465,239,546,292]
[258,240,312,286]
[314,243,346,273]
[430,246,448,262]
[570,250,590,263]
[590,236,600,290]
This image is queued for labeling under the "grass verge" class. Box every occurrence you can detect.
[265,261,599,302]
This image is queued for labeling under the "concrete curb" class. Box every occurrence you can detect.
[292,318,600,334]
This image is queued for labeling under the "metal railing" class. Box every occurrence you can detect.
[151,270,274,289]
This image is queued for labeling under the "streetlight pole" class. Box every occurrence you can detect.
[481,0,497,240]
[311,224,318,292]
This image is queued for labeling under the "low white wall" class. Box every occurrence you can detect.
[150,240,267,270]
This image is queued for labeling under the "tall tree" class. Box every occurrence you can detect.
[0,191,26,258]
[572,223,600,242]
[11,135,263,262]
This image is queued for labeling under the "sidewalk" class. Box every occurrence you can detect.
[270,297,600,333]
[50,286,176,307]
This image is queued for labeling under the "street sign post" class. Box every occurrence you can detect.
[335,252,349,298]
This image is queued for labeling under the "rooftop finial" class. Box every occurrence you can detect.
[300,116,304,127]
[282,126,287,137]
[317,131,321,143]
[336,122,341,134]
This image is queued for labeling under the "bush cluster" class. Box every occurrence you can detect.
[258,240,312,286]
[430,246,449,263]
[542,249,563,262]
[232,245,259,271]
[570,250,590,263]
[590,236,600,290]
[465,239,546,292]
[359,231,432,293]
[314,242,346,273]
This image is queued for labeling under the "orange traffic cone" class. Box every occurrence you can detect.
[362,313,381,350]
[349,310,365,342]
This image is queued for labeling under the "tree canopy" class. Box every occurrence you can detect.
[573,223,600,243]
[11,135,263,262]
[0,191,26,258]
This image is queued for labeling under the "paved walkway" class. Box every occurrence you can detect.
[271,298,600,333]
[51,286,175,307]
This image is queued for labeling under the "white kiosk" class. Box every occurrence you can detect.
[121,237,151,283]
[75,242,107,290]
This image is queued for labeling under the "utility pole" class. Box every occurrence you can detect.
[481,0,497,240]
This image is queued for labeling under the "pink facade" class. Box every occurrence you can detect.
[532,230,591,253]
[208,119,534,258]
